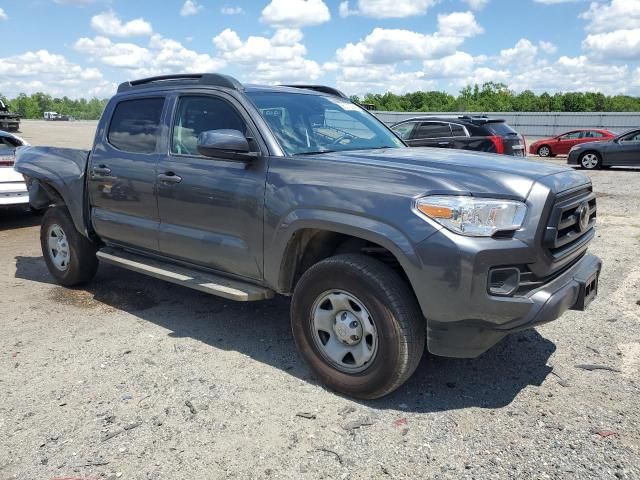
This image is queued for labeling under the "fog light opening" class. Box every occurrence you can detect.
[488,267,520,296]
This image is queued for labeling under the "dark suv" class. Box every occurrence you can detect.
[391,115,526,156]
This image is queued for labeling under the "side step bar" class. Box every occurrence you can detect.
[96,248,274,302]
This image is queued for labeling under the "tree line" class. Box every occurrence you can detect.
[2,83,640,120]
[0,92,108,120]
[352,83,640,113]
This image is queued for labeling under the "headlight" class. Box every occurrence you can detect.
[569,145,581,153]
[415,196,527,237]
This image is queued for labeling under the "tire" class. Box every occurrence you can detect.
[580,151,601,170]
[537,145,551,157]
[291,254,425,399]
[40,206,99,286]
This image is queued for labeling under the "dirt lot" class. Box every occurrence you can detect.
[1,121,639,479]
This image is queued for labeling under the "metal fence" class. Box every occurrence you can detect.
[372,111,640,138]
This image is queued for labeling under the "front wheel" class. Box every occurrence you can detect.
[40,206,99,286]
[580,152,601,170]
[291,254,425,399]
[537,145,551,157]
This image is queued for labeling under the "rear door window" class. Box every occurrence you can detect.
[414,122,452,139]
[108,98,165,154]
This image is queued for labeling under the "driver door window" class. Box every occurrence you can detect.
[621,132,640,142]
[172,96,248,156]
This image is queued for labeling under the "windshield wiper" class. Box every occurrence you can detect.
[293,150,336,156]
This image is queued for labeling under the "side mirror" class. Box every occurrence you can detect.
[196,129,257,161]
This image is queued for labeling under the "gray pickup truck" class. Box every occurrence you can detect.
[15,74,602,399]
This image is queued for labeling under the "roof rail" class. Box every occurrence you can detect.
[117,73,244,93]
[280,85,349,99]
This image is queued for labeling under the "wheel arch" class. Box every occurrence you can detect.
[268,211,426,295]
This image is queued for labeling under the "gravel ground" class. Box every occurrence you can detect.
[1,122,639,479]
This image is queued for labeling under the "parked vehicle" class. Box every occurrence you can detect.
[15,74,602,399]
[0,130,30,207]
[391,115,526,156]
[0,100,21,132]
[530,129,616,158]
[44,111,71,121]
[568,128,640,169]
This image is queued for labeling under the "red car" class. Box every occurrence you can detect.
[529,129,616,157]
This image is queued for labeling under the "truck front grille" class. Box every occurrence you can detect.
[543,187,596,262]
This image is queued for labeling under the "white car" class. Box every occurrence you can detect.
[0,130,30,207]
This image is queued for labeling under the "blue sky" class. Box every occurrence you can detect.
[0,0,639,98]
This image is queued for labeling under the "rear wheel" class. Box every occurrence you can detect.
[291,254,425,399]
[580,152,601,170]
[40,207,98,286]
[537,145,551,157]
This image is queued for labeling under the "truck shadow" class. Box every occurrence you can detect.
[15,257,555,413]
[0,208,41,232]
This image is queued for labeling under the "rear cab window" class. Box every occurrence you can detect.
[486,122,518,136]
[107,98,165,154]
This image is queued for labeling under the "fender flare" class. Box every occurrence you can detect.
[265,208,429,293]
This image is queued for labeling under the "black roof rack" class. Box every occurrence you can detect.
[117,73,244,93]
[458,115,504,125]
[280,85,349,99]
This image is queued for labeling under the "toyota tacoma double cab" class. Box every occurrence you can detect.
[15,74,602,399]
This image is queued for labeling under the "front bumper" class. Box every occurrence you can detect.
[0,182,29,206]
[423,253,601,358]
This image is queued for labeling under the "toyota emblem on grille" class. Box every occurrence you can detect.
[577,201,591,232]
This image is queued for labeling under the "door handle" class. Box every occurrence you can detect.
[438,141,451,146]
[92,165,111,176]
[158,172,182,184]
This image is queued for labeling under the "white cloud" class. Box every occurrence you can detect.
[260,0,330,28]
[90,11,153,38]
[580,0,640,33]
[423,51,478,78]
[338,0,438,18]
[583,28,640,60]
[213,28,321,83]
[53,0,97,5]
[437,11,484,37]
[539,41,558,54]
[534,0,582,3]
[498,38,538,66]
[464,0,489,10]
[335,65,438,96]
[221,6,244,15]
[509,55,630,95]
[336,28,464,65]
[0,49,114,98]
[180,0,203,17]
[0,8,7,20]
[75,34,225,77]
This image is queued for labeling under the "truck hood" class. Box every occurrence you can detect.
[308,147,590,200]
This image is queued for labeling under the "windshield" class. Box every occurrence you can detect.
[247,91,405,155]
